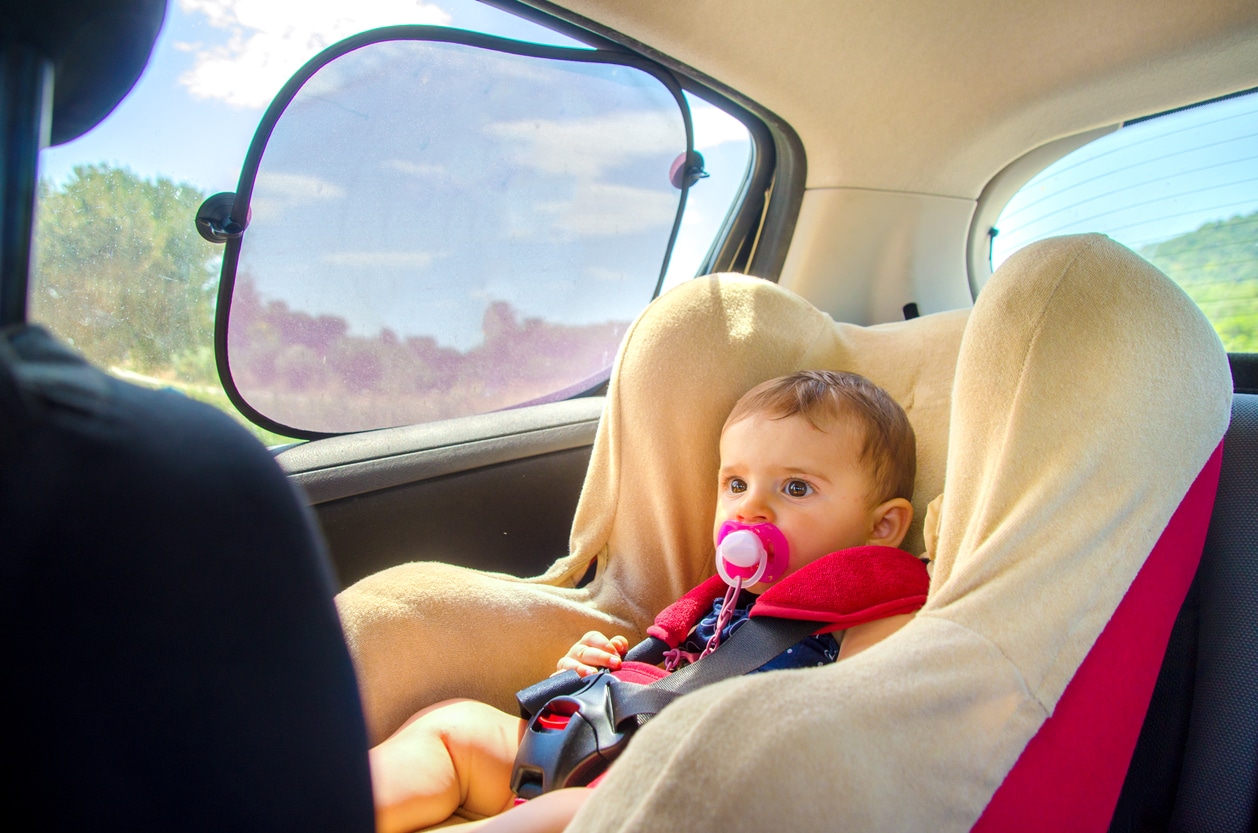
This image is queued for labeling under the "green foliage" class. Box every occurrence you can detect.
[30,164,294,444]
[32,164,219,379]
[38,164,1251,449]
[28,162,628,441]
[1141,210,1258,353]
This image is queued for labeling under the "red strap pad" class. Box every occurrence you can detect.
[646,574,728,646]
[645,546,930,645]
[612,661,670,686]
[751,545,929,634]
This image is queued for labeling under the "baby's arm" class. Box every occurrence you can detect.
[555,631,629,677]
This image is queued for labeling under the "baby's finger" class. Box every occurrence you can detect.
[565,643,622,672]
[577,631,620,653]
[580,642,622,669]
[555,656,599,677]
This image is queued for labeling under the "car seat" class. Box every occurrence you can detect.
[337,233,1231,831]
[1,2,374,830]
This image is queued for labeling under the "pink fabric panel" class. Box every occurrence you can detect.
[973,444,1224,832]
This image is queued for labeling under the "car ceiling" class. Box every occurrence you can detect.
[534,0,1258,200]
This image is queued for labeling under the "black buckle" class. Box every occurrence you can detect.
[510,672,632,800]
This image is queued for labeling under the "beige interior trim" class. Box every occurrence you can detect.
[779,188,977,325]
[966,125,1119,294]
[547,0,1258,199]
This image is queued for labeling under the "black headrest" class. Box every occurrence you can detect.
[1,0,166,145]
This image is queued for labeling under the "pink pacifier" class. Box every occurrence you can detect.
[690,521,792,663]
[715,520,791,588]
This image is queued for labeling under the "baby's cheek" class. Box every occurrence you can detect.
[711,511,728,547]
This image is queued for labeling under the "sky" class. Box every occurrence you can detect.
[42,0,546,190]
[38,0,748,211]
[34,0,1256,435]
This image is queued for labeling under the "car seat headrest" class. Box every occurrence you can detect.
[1,0,165,145]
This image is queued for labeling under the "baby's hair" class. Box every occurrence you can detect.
[723,370,916,506]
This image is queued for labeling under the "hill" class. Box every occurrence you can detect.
[1140,209,1258,353]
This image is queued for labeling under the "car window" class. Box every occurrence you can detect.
[30,0,751,443]
[220,33,705,436]
[988,89,1258,353]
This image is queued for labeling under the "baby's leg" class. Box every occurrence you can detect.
[471,788,593,833]
[370,698,523,833]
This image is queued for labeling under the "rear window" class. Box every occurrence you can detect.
[989,89,1258,353]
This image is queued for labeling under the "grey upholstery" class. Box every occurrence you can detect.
[1111,393,1258,832]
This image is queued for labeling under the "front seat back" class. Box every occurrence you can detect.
[1,2,374,829]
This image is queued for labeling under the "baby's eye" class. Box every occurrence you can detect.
[728,478,747,494]
[784,479,812,498]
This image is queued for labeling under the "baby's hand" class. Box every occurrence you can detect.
[556,631,630,677]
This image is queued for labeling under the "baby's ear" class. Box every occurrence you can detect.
[868,498,913,549]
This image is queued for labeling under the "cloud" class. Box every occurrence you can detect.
[483,105,747,178]
[691,101,751,151]
[261,171,347,200]
[320,250,436,269]
[585,266,629,283]
[178,0,451,109]
[537,182,677,237]
[382,159,447,177]
[483,110,684,179]
[248,171,345,221]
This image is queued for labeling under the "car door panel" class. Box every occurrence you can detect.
[278,398,602,588]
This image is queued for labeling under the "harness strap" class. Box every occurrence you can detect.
[517,547,929,720]
[514,617,817,721]
[516,670,586,719]
[623,635,669,665]
[608,616,820,730]
[513,548,930,795]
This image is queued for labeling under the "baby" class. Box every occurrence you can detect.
[371,370,918,833]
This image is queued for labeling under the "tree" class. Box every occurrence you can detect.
[30,164,220,382]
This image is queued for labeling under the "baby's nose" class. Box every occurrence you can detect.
[737,490,773,522]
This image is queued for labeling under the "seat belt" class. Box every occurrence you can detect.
[512,546,930,796]
[607,615,821,728]
[515,615,818,721]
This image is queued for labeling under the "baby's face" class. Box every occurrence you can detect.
[715,412,878,592]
